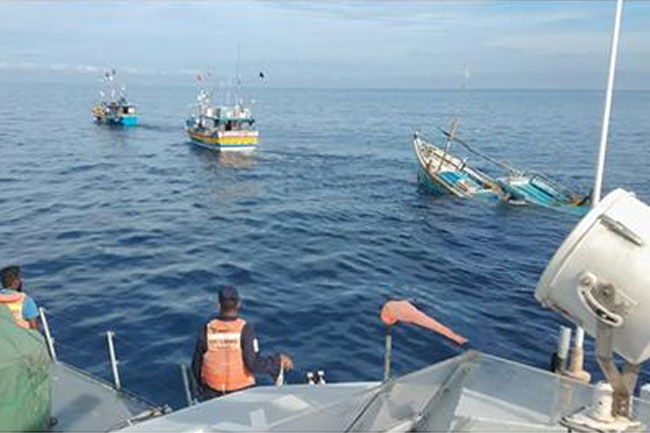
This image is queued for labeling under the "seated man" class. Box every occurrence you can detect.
[191,286,293,401]
[0,265,38,330]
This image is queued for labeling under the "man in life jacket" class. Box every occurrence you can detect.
[191,286,294,401]
[0,265,39,330]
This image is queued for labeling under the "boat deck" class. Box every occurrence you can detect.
[414,136,501,201]
[52,362,153,432]
[119,351,650,432]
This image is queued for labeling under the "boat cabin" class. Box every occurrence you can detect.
[194,105,255,133]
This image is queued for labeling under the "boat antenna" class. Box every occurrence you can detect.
[593,0,624,206]
[564,0,624,387]
[236,41,241,80]
[236,41,243,105]
[461,65,470,91]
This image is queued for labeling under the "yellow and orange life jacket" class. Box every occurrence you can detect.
[201,318,255,393]
[0,292,30,329]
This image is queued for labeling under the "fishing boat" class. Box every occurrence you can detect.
[91,70,138,126]
[413,123,503,201]
[415,122,590,214]
[185,84,258,152]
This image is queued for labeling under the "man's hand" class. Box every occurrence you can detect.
[454,335,468,346]
[279,354,294,371]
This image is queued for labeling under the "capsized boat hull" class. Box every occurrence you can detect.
[413,134,503,202]
[186,128,258,152]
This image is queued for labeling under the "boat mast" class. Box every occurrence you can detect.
[567,0,624,383]
[236,41,243,105]
[593,0,624,205]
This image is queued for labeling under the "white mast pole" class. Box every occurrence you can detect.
[568,0,624,383]
[593,0,624,205]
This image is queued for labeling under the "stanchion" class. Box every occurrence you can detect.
[180,364,194,407]
[38,307,57,362]
[106,331,121,390]
[383,326,393,382]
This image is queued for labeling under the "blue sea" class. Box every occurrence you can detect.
[1,75,649,408]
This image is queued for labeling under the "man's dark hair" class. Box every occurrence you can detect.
[220,298,239,312]
[1,266,20,289]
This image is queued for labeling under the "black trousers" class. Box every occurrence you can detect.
[196,383,253,402]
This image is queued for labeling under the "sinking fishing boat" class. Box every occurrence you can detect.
[415,121,590,214]
[413,128,503,202]
[185,85,258,152]
[91,70,138,126]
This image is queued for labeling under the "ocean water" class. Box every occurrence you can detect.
[1,77,649,408]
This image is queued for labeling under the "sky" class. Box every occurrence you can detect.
[1,1,649,89]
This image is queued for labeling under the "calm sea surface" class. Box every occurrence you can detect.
[1,77,649,407]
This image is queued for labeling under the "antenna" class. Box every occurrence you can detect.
[236,41,241,80]
[564,0,624,388]
[593,0,624,206]
[235,41,244,106]
[461,65,470,91]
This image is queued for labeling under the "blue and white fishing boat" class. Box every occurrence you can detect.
[91,70,138,126]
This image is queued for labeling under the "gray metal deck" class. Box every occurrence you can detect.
[52,362,153,432]
[119,352,650,432]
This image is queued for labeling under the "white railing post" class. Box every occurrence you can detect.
[564,0,624,384]
[383,326,393,382]
[275,366,285,386]
[556,326,572,372]
[593,0,624,205]
[180,364,194,407]
[106,331,121,390]
[38,307,57,362]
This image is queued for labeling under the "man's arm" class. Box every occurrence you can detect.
[241,323,282,378]
[22,296,39,330]
[191,324,207,385]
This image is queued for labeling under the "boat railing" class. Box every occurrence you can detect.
[515,169,585,200]
[417,135,499,188]
[36,307,192,408]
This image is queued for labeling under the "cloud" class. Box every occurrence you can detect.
[0,1,648,89]
[488,32,608,56]
[0,61,203,77]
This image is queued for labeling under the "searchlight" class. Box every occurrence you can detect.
[536,188,650,431]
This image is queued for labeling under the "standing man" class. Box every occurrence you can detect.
[191,286,294,401]
[0,265,39,330]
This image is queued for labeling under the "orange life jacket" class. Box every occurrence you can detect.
[0,292,30,329]
[201,318,255,393]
